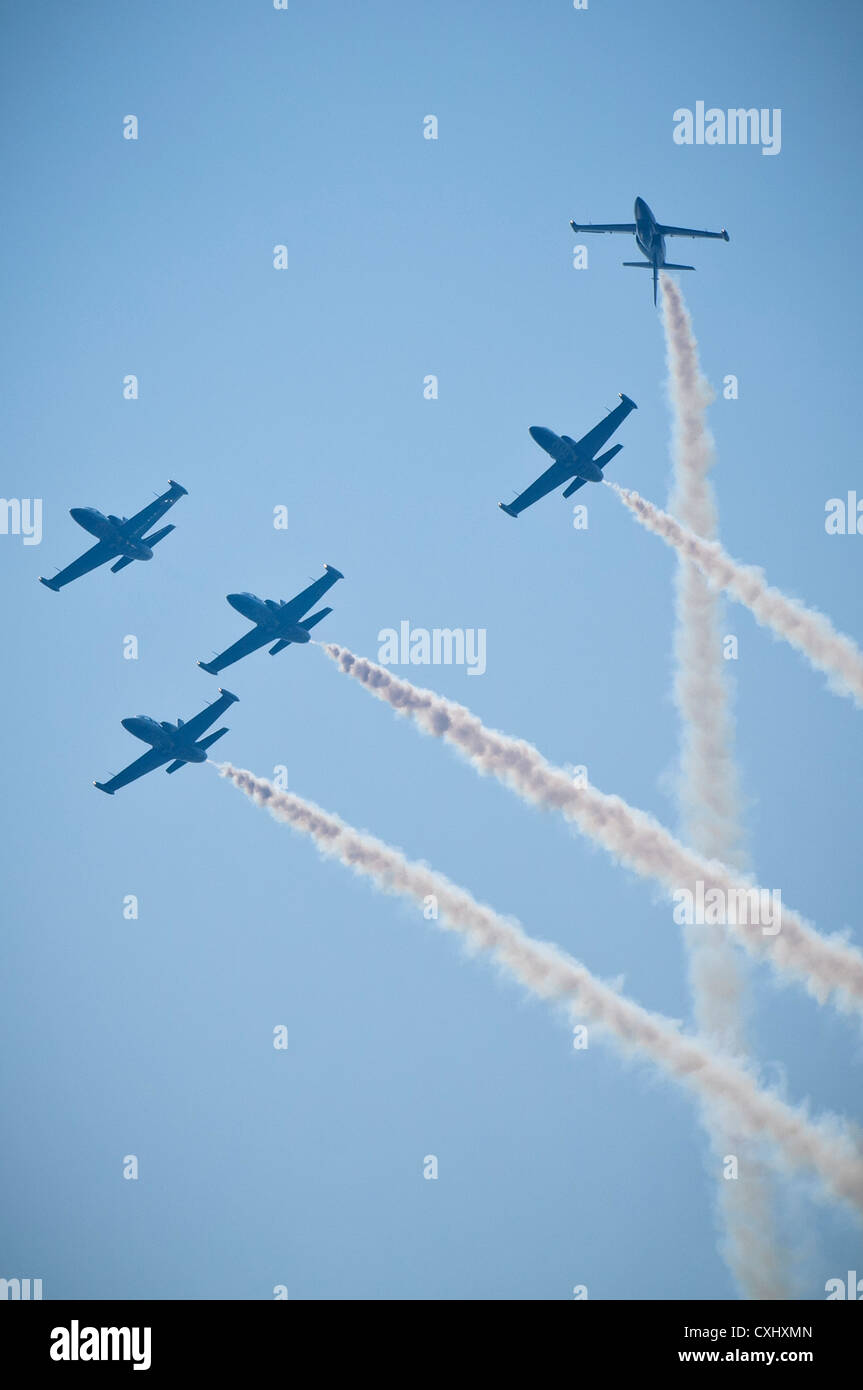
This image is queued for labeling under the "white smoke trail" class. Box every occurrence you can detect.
[662,273,746,868]
[322,643,863,1012]
[662,272,789,1298]
[609,482,863,707]
[218,762,863,1217]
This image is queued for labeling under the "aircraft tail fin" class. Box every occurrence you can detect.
[142,524,175,547]
[197,727,229,752]
[594,443,623,471]
[110,556,135,573]
[300,606,333,631]
[165,759,188,774]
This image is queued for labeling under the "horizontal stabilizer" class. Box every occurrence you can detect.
[142,524,175,547]
[622,261,653,268]
[561,477,586,500]
[661,263,695,271]
[110,556,135,573]
[301,606,333,631]
[197,727,229,751]
[165,759,187,774]
[593,443,623,470]
[269,639,291,655]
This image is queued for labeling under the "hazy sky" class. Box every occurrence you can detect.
[1,0,861,1299]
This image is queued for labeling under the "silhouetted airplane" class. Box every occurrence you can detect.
[94,688,238,795]
[39,481,187,590]
[499,395,637,518]
[197,565,344,675]
[570,197,730,304]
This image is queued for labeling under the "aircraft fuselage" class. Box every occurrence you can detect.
[70,507,154,560]
[227,592,313,641]
[634,198,665,265]
[120,716,207,761]
[528,428,604,482]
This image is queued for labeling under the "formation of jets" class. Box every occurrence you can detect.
[570,196,730,306]
[40,192,730,790]
[38,480,345,793]
[497,195,730,517]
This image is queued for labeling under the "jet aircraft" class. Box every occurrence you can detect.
[197,564,344,675]
[39,481,188,591]
[499,394,637,518]
[570,197,730,304]
[94,688,238,794]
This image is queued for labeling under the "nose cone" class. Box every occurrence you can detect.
[121,716,151,738]
[529,426,558,450]
[227,592,261,619]
[634,196,647,216]
[69,508,91,525]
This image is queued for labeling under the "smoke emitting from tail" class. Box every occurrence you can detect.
[322,643,863,1012]
[661,271,789,1298]
[609,481,863,707]
[218,762,863,1217]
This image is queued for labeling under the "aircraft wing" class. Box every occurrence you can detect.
[125,481,188,538]
[575,395,637,460]
[658,224,729,240]
[179,688,239,740]
[570,221,636,234]
[39,539,117,591]
[94,747,170,794]
[197,626,272,674]
[500,463,567,517]
[279,566,344,623]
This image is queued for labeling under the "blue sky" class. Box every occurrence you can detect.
[1,0,861,1299]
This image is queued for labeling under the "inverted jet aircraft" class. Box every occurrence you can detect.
[570,197,730,305]
[94,688,238,795]
[499,394,637,518]
[39,480,188,591]
[197,564,344,675]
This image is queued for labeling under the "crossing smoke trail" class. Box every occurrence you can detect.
[662,273,746,867]
[218,762,863,1217]
[661,271,787,1299]
[322,643,863,1012]
[609,481,863,707]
